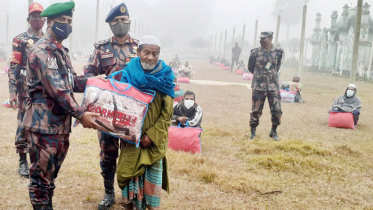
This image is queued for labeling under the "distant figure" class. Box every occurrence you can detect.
[248,31,284,141]
[173,91,203,128]
[210,56,215,64]
[237,60,245,69]
[231,42,241,71]
[281,76,303,103]
[221,57,226,64]
[224,61,231,67]
[179,61,194,78]
[330,84,362,126]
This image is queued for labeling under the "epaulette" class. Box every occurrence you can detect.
[12,32,28,47]
[94,38,111,49]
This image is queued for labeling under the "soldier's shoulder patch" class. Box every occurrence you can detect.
[95,38,111,47]
[10,51,23,65]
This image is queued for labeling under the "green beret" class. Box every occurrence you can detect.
[41,2,75,18]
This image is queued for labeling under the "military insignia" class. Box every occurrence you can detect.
[28,39,34,45]
[47,57,58,69]
[106,49,110,53]
[10,51,22,65]
[102,53,114,59]
[120,6,126,13]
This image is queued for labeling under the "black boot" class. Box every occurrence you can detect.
[98,179,115,210]
[269,125,280,141]
[19,153,29,178]
[32,204,48,210]
[250,126,256,139]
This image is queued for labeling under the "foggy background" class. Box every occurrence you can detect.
[1,0,373,60]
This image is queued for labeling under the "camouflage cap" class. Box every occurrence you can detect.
[41,2,75,18]
[259,31,274,39]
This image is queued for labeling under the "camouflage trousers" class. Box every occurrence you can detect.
[15,96,28,154]
[99,132,120,180]
[27,131,69,204]
[250,90,282,127]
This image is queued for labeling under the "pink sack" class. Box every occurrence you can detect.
[223,66,230,70]
[168,122,203,154]
[214,62,221,66]
[3,66,9,74]
[328,112,355,129]
[219,64,224,68]
[243,73,253,80]
[76,71,155,147]
[177,77,190,83]
[235,69,243,75]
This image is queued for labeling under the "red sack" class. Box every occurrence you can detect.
[76,71,155,147]
[328,112,355,129]
[168,121,203,154]
[177,77,190,83]
[235,69,243,75]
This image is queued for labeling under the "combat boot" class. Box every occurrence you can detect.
[19,153,29,178]
[98,179,115,210]
[269,125,280,141]
[32,204,48,210]
[250,126,256,139]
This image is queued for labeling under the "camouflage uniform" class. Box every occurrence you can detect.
[83,35,138,180]
[248,45,284,127]
[8,28,43,154]
[24,32,87,205]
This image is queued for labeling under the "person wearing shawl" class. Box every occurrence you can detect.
[114,35,175,210]
[172,90,203,128]
[330,84,362,126]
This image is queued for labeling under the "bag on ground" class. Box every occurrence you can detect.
[168,121,203,154]
[177,77,190,83]
[280,89,297,103]
[328,111,355,129]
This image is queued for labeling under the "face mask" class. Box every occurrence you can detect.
[110,22,130,37]
[30,19,45,30]
[184,100,194,109]
[346,90,355,97]
[52,22,72,40]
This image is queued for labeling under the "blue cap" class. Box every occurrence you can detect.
[105,3,129,23]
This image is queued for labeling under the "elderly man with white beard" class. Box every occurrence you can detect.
[113,35,175,210]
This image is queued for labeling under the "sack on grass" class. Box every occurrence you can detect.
[328,111,355,129]
[75,71,155,147]
[280,89,297,103]
[168,121,203,154]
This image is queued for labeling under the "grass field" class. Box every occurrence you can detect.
[0,59,372,210]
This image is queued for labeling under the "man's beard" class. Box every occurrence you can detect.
[141,61,156,70]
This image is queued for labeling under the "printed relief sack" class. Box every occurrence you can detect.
[76,71,155,147]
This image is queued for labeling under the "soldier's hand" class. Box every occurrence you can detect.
[94,74,107,81]
[9,95,18,110]
[80,112,101,130]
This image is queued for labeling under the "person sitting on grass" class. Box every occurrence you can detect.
[281,76,303,103]
[172,91,203,128]
[179,61,194,78]
[329,84,362,126]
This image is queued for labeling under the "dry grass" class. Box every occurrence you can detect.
[0,59,373,209]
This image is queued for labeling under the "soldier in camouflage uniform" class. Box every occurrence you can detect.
[248,31,284,141]
[24,2,101,209]
[82,3,138,210]
[8,2,45,178]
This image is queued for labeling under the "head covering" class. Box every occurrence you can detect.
[139,35,162,48]
[41,2,75,18]
[293,76,300,82]
[259,31,274,39]
[29,2,43,14]
[105,3,129,22]
[347,84,357,89]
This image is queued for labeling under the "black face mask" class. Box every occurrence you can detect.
[52,22,72,40]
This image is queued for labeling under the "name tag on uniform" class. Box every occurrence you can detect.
[68,68,74,88]
[265,62,272,70]
[102,53,113,59]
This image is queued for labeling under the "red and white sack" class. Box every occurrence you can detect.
[280,89,297,103]
[76,72,155,147]
[243,73,253,80]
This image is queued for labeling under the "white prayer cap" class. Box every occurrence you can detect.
[139,35,161,48]
[347,84,357,89]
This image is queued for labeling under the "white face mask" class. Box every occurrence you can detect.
[346,90,355,97]
[184,100,194,109]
